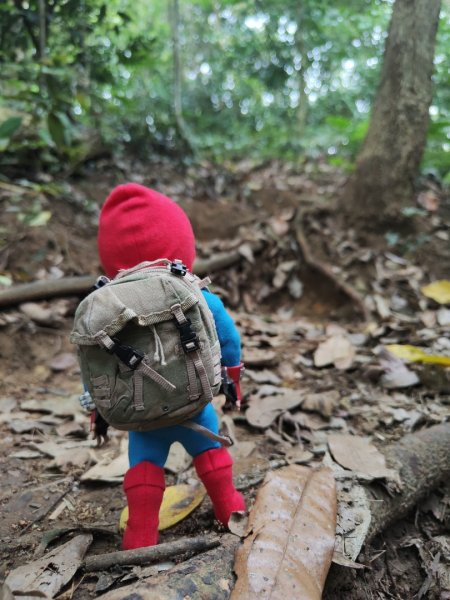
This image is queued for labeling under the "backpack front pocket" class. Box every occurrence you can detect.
[91,374,111,408]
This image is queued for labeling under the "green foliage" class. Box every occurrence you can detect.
[0,0,448,178]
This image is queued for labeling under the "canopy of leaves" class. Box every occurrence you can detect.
[0,0,448,178]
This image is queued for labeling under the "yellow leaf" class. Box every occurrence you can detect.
[385,344,450,367]
[421,280,450,304]
[119,483,206,533]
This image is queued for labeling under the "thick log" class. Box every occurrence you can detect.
[0,242,263,309]
[323,423,450,598]
[366,422,450,541]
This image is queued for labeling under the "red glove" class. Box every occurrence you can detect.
[225,363,244,409]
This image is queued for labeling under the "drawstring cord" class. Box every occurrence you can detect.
[153,327,167,366]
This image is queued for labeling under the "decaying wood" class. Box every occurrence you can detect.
[294,209,370,321]
[0,242,264,309]
[324,423,450,597]
[93,534,239,600]
[84,534,220,572]
[366,422,450,541]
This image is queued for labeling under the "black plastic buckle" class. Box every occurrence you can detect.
[170,261,187,276]
[110,338,144,369]
[89,275,110,295]
[175,319,200,353]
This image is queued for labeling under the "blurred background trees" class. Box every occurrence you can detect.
[0,0,448,183]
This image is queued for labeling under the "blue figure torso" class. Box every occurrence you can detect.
[128,289,241,467]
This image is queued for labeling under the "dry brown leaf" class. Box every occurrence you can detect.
[51,447,92,470]
[245,390,303,428]
[49,352,78,372]
[231,465,336,600]
[19,302,63,326]
[81,450,128,482]
[284,446,314,465]
[20,395,83,417]
[239,243,255,263]
[328,434,400,482]
[0,397,17,412]
[272,260,297,290]
[314,335,355,370]
[164,441,192,474]
[302,390,341,418]
[417,190,440,211]
[245,370,282,385]
[288,276,303,299]
[378,348,420,389]
[56,421,86,437]
[5,534,92,598]
[323,453,372,562]
[30,439,95,458]
[268,216,290,237]
[243,349,279,368]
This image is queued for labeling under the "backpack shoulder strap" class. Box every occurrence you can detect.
[171,302,213,404]
[185,271,211,290]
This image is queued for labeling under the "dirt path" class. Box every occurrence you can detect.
[0,161,449,599]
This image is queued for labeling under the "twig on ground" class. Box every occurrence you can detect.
[83,535,221,572]
[19,479,74,536]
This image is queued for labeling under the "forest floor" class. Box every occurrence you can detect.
[0,156,449,599]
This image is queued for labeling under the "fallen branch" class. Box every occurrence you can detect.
[294,209,370,321]
[94,534,239,600]
[0,276,97,309]
[0,242,264,309]
[84,534,220,572]
[20,479,75,536]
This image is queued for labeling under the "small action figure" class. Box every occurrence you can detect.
[79,183,245,550]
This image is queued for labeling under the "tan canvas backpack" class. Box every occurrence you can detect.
[70,260,230,445]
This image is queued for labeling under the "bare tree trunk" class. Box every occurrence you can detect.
[339,0,441,229]
[296,49,309,136]
[38,0,46,60]
[168,0,195,154]
[295,10,309,137]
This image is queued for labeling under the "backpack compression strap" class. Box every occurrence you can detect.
[170,303,214,405]
[170,303,234,446]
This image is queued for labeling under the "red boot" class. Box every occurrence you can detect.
[122,461,165,550]
[194,448,245,526]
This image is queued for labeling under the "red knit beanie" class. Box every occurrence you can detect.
[98,183,196,278]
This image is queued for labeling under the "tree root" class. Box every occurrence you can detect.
[0,242,264,309]
[294,209,370,321]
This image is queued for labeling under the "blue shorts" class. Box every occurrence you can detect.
[128,402,221,468]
